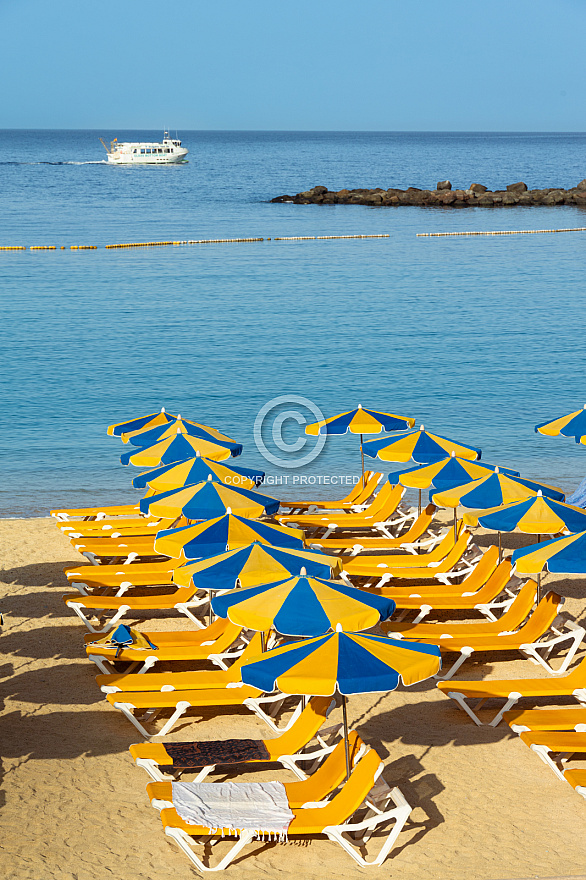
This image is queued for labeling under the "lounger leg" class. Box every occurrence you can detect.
[165,826,255,872]
[175,603,206,628]
[86,654,117,674]
[434,647,474,681]
[528,745,571,782]
[487,693,523,727]
[244,695,303,733]
[111,700,192,739]
[520,625,586,675]
[134,758,172,782]
[324,786,412,867]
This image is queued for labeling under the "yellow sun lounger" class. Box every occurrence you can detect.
[97,631,266,694]
[65,557,178,585]
[504,705,586,733]
[63,579,210,633]
[383,576,536,638]
[51,491,158,521]
[276,483,410,537]
[518,730,586,784]
[341,524,465,573]
[147,732,366,811]
[310,504,439,554]
[342,528,479,588]
[130,694,341,781]
[66,567,179,597]
[106,682,303,738]
[385,556,518,624]
[84,618,246,674]
[69,534,166,564]
[149,748,411,870]
[437,652,586,726]
[401,589,584,680]
[563,769,586,799]
[60,516,178,539]
[370,544,499,598]
[279,472,381,513]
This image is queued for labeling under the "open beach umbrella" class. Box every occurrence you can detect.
[431,469,565,543]
[120,431,238,467]
[212,573,396,638]
[363,425,482,465]
[173,542,342,590]
[107,408,176,437]
[124,417,242,453]
[241,629,441,778]
[140,477,280,520]
[512,530,586,576]
[463,494,586,536]
[535,405,586,440]
[511,529,586,602]
[431,470,565,510]
[154,512,305,560]
[132,454,264,492]
[463,493,586,563]
[386,453,519,514]
[305,405,416,478]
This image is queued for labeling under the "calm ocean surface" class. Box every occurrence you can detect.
[1,129,586,517]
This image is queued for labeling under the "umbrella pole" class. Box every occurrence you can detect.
[418,488,421,517]
[453,507,457,541]
[536,535,542,603]
[209,591,215,626]
[260,631,266,653]
[342,694,350,782]
[360,435,365,485]
[498,531,502,563]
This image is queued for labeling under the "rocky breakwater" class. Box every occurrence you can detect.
[272,179,586,208]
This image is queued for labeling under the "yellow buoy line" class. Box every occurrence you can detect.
[417,227,586,238]
[1,233,390,252]
[274,234,390,241]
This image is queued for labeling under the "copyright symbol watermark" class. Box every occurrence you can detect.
[254,395,327,468]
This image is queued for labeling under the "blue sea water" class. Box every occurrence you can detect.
[1,129,586,517]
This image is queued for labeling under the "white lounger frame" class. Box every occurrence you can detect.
[110,690,305,739]
[135,721,345,783]
[153,767,412,870]
[64,592,210,633]
[393,614,585,683]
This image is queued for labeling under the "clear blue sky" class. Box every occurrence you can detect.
[1,0,584,130]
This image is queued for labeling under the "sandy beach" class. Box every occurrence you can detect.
[1,517,586,880]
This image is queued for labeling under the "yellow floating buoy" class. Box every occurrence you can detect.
[417,227,586,238]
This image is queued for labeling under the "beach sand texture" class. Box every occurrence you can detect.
[1,518,586,880]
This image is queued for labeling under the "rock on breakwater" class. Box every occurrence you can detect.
[272,179,586,208]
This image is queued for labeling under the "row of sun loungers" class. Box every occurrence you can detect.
[53,468,586,868]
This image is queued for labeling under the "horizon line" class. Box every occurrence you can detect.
[2,128,586,135]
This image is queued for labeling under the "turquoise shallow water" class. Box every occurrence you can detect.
[1,130,586,516]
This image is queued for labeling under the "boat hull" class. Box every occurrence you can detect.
[107,150,188,165]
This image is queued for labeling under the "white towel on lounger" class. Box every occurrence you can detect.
[172,780,294,840]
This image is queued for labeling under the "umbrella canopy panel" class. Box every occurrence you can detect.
[241,630,441,696]
[154,513,305,560]
[212,575,396,637]
[364,426,482,464]
[173,542,342,590]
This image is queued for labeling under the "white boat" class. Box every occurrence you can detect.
[99,131,188,165]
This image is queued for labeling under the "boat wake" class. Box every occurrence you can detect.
[0,160,108,166]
